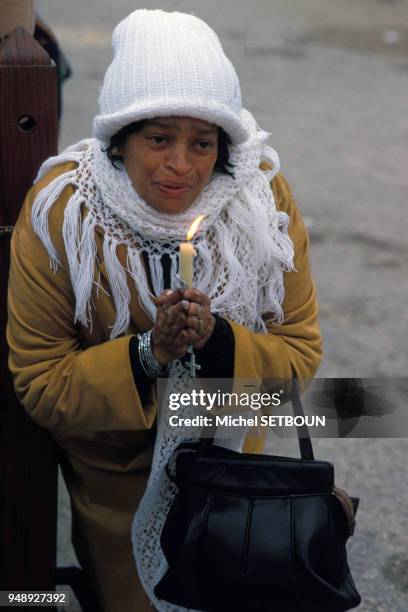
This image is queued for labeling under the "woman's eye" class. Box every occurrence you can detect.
[196,141,214,151]
[148,135,168,145]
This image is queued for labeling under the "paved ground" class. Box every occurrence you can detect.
[36,1,408,610]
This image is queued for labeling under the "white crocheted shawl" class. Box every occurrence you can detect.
[32,109,294,611]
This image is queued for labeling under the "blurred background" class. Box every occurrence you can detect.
[34,1,408,610]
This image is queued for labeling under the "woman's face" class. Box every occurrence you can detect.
[120,116,219,214]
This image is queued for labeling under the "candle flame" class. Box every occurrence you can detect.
[186,214,205,241]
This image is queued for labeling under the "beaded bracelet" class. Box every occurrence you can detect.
[137,330,169,378]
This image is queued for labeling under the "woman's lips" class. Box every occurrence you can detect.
[156,182,191,197]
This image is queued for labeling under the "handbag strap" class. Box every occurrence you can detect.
[199,376,315,460]
[290,377,314,460]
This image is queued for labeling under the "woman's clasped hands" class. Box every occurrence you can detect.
[151,288,216,366]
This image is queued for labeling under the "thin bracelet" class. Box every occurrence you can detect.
[137,330,169,378]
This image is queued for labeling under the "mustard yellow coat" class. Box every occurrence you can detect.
[7,163,322,612]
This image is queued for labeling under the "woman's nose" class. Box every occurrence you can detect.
[165,145,192,175]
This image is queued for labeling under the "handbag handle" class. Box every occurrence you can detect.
[199,376,315,460]
[290,376,314,460]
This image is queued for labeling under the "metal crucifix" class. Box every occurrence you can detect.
[185,345,201,378]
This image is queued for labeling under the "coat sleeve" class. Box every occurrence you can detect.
[230,173,322,382]
[6,174,156,436]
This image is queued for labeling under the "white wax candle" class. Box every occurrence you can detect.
[179,242,196,288]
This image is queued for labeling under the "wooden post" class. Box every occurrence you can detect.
[0,27,59,592]
[0,1,35,36]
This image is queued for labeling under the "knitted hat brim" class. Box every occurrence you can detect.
[92,101,249,145]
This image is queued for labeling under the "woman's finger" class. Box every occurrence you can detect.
[185,302,205,318]
[156,288,184,308]
[181,288,211,308]
[173,329,189,346]
[185,314,203,333]
[154,305,186,345]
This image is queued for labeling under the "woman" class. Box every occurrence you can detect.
[7,9,322,612]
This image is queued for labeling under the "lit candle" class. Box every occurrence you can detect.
[179,242,195,288]
[179,215,205,288]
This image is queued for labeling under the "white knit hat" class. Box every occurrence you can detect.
[92,9,248,144]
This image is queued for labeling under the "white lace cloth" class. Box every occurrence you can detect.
[31,108,295,610]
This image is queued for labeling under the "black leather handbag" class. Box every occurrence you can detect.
[155,380,361,611]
